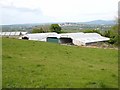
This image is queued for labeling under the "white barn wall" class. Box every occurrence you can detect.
[22,33,58,41]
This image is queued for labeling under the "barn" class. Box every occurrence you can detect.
[1,32,27,38]
[71,33,110,46]
[21,32,58,41]
[20,32,110,46]
[46,32,110,46]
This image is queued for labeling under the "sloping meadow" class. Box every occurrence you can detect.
[2,38,118,88]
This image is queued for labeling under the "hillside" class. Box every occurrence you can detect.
[82,20,115,25]
[1,20,115,32]
[2,38,118,88]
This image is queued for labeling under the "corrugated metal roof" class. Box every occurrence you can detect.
[47,32,84,38]
[2,32,6,35]
[25,33,58,41]
[84,33,101,37]
[0,32,2,36]
[21,32,110,45]
[48,34,61,38]
[15,32,21,35]
[5,32,11,36]
[75,37,110,44]
[59,33,110,44]
[10,32,16,35]
[1,32,26,36]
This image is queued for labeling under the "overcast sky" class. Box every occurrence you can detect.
[0,0,119,25]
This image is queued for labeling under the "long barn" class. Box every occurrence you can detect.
[20,32,110,46]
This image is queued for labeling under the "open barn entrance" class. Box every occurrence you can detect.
[22,36,29,40]
[60,38,73,45]
[47,37,59,43]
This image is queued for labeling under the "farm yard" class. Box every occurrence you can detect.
[2,38,118,88]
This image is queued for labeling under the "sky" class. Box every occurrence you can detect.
[0,0,119,25]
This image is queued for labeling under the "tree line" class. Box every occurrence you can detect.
[31,24,62,33]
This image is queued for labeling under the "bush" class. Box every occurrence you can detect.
[103,25,118,46]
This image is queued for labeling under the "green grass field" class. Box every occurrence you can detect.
[2,38,118,88]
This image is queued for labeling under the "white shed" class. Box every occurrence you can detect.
[70,33,110,46]
[21,32,58,41]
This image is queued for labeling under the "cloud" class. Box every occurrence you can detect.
[0,0,119,24]
[38,0,119,17]
[1,5,42,13]
[1,0,118,16]
[0,5,54,24]
[0,0,57,24]
[1,7,56,25]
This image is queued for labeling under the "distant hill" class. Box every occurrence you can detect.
[82,20,116,25]
[1,20,116,26]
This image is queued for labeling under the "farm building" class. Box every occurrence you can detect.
[47,32,110,46]
[46,33,80,44]
[67,33,109,46]
[47,32,109,45]
[0,32,27,38]
[21,32,58,41]
[20,32,110,46]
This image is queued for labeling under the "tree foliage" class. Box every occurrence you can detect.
[32,28,45,33]
[103,25,119,45]
[83,30,102,35]
[50,24,61,33]
[31,25,51,33]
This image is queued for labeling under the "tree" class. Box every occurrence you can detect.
[50,24,61,33]
[31,28,45,33]
[103,24,119,45]
[41,25,51,32]
[103,30,111,37]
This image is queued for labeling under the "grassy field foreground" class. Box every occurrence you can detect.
[2,38,118,88]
